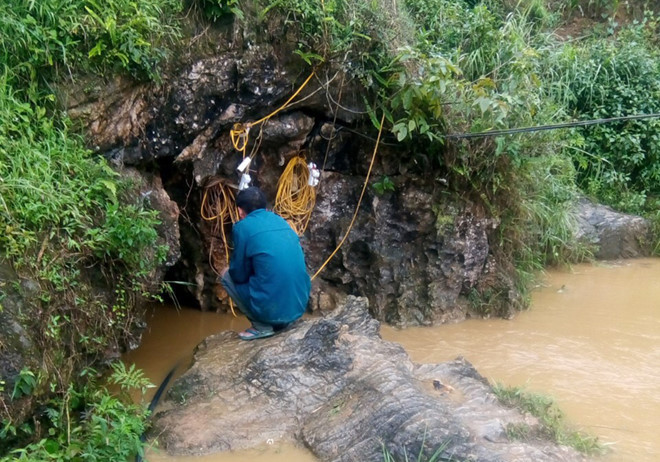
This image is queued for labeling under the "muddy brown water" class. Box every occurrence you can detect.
[124,258,660,462]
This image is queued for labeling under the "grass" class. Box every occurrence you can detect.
[0,24,167,455]
[0,0,181,85]
[492,383,605,455]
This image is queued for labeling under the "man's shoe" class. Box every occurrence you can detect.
[238,327,275,341]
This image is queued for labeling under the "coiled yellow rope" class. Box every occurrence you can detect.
[274,156,317,236]
[200,179,240,315]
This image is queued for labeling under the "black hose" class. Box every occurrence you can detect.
[444,112,660,139]
[135,363,178,462]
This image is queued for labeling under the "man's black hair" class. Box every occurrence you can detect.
[236,186,267,214]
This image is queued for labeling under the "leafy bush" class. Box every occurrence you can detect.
[0,70,166,453]
[1,363,152,462]
[0,0,181,84]
[542,14,660,215]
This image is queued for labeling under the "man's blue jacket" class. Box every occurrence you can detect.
[228,209,311,324]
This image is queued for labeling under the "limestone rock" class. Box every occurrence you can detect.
[121,168,181,274]
[306,174,509,326]
[575,198,652,259]
[151,297,587,462]
[62,76,152,154]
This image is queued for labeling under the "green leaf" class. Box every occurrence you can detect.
[474,96,491,114]
[88,41,105,58]
[367,108,382,130]
[393,122,408,141]
[44,439,60,455]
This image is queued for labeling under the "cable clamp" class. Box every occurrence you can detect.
[307,162,320,187]
[237,156,252,173]
[238,173,252,190]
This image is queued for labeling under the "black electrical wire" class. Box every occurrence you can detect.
[135,363,179,462]
[444,112,660,139]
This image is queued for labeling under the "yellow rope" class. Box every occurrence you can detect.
[229,70,316,160]
[274,156,317,236]
[311,112,386,281]
[204,71,315,316]
[216,72,383,298]
[200,179,240,316]
[252,70,317,126]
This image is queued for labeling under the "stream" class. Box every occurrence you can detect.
[124,258,660,461]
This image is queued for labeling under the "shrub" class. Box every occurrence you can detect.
[1,363,152,462]
[0,0,181,84]
[542,14,660,215]
[0,70,166,453]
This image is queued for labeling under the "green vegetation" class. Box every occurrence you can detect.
[0,0,181,84]
[382,438,456,462]
[2,0,659,457]
[373,176,396,195]
[196,0,244,21]
[0,75,166,452]
[253,0,413,71]
[1,363,152,462]
[545,15,660,214]
[0,0,176,457]
[492,383,604,455]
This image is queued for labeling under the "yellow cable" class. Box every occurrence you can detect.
[252,70,317,126]
[200,179,240,316]
[229,70,317,160]
[311,112,386,281]
[274,156,316,236]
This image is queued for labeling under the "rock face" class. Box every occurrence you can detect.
[64,42,518,326]
[306,174,509,325]
[575,198,652,259]
[0,264,34,411]
[151,297,586,462]
[63,27,652,326]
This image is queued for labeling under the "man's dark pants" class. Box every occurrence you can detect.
[221,272,290,332]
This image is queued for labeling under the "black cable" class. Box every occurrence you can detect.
[135,363,179,462]
[444,112,660,139]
